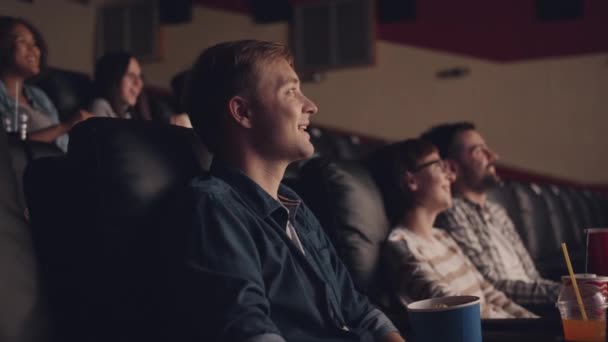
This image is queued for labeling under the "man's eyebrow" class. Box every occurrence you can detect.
[281,77,300,86]
[469,143,485,151]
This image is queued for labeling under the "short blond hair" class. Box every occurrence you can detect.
[184,40,293,154]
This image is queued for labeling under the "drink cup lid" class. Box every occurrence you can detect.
[561,274,597,280]
[585,227,608,233]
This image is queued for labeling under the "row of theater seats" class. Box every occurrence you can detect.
[4,118,606,339]
[488,181,607,279]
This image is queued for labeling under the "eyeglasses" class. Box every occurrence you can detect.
[412,159,448,173]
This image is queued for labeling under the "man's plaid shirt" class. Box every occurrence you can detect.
[436,197,561,305]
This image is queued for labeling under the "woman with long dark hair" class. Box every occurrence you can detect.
[90,51,151,120]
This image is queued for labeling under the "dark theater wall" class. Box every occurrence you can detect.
[377,0,608,61]
[194,0,608,62]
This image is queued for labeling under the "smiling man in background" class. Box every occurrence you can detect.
[421,122,560,306]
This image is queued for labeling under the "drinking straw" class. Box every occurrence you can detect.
[561,242,588,320]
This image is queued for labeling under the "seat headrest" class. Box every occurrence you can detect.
[33,68,93,121]
[67,117,211,219]
[298,157,390,295]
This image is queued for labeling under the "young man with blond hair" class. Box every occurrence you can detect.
[182,40,404,342]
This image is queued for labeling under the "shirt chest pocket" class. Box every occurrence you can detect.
[307,245,339,284]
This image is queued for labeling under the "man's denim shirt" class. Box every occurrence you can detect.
[185,161,397,342]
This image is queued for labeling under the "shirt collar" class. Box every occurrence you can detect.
[210,159,302,218]
[456,195,487,211]
[0,80,38,110]
[279,195,301,224]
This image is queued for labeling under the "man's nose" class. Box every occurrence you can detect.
[304,95,318,116]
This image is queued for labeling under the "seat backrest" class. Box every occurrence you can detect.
[297,157,391,303]
[24,118,211,341]
[308,126,340,160]
[580,190,603,228]
[6,135,64,210]
[510,182,559,262]
[601,193,608,226]
[540,185,582,248]
[32,67,93,122]
[566,188,594,230]
[487,181,525,238]
[308,126,387,162]
[592,192,608,226]
[558,187,589,246]
[0,129,48,342]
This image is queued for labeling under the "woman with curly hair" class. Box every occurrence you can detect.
[0,16,90,150]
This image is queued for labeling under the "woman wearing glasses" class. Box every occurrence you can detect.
[374,139,536,318]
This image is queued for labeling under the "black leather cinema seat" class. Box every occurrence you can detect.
[0,129,50,342]
[295,156,409,332]
[6,135,64,210]
[308,126,340,160]
[540,185,577,248]
[33,67,94,122]
[298,157,391,299]
[1,132,63,342]
[511,183,556,263]
[24,118,211,341]
[584,191,606,227]
[487,182,525,240]
[308,126,387,162]
[556,186,588,248]
[33,67,176,124]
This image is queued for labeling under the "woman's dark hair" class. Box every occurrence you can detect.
[92,51,150,120]
[368,139,438,226]
[0,16,48,76]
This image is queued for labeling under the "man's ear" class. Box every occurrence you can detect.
[227,95,253,129]
[446,159,460,179]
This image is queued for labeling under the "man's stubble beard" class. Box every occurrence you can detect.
[463,165,501,193]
